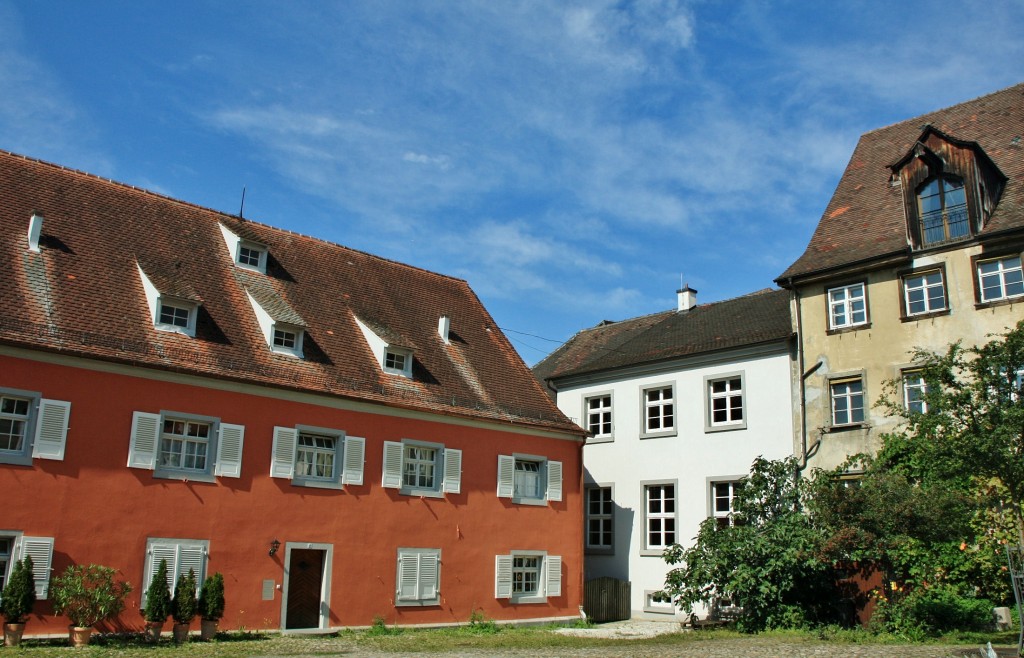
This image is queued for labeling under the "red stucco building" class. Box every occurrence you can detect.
[0,149,585,635]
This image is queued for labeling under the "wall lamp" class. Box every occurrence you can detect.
[269,539,281,557]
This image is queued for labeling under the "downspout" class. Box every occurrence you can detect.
[788,280,822,474]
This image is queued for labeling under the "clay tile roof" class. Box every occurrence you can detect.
[778,82,1024,283]
[533,288,792,382]
[0,149,580,436]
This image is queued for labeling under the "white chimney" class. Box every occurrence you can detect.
[438,315,451,344]
[28,213,43,252]
[677,285,697,312]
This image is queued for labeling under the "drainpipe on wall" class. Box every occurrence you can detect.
[788,280,822,474]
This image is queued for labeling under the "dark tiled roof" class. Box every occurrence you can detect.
[533,288,792,382]
[0,149,580,435]
[778,82,1024,282]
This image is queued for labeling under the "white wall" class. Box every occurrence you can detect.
[554,347,795,619]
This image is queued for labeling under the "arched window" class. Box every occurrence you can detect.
[917,175,968,245]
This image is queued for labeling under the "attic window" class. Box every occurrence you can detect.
[918,175,968,246]
[219,224,267,274]
[136,264,200,338]
[244,289,306,358]
[237,244,266,270]
[384,348,412,377]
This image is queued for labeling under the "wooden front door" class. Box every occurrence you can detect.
[285,549,325,629]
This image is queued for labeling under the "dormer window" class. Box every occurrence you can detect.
[890,126,1006,250]
[237,243,266,270]
[245,288,306,358]
[136,263,200,338]
[918,175,968,246]
[353,316,415,378]
[219,223,268,274]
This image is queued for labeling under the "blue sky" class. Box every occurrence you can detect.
[2,1,1021,365]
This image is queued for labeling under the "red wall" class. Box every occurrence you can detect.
[0,353,583,635]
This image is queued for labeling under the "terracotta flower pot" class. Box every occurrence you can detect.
[172,622,191,644]
[144,620,165,643]
[3,622,26,647]
[200,618,218,641]
[68,625,92,648]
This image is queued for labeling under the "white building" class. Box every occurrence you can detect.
[533,287,796,619]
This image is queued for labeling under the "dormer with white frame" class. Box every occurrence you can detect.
[219,223,268,274]
[135,262,200,337]
[245,288,306,358]
[353,315,414,378]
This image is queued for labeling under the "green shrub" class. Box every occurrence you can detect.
[143,559,171,623]
[873,584,993,637]
[172,569,198,625]
[198,572,225,621]
[51,564,132,628]
[0,555,36,623]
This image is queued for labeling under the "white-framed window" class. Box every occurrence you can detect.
[383,348,413,377]
[128,410,245,480]
[830,378,865,427]
[917,175,969,246]
[903,371,929,414]
[902,270,947,316]
[142,538,208,606]
[978,256,1024,303]
[382,440,462,496]
[237,243,267,272]
[642,481,676,553]
[828,283,867,329]
[585,486,613,553]
[584,394,612,441]
[271,324,305,357]
[269,426,366,488]
[644,590,675,615]
[497,454,562,504]
[395,548,440,606]
[0,533,55,599]
[136,264,200,337]
[494,551,561,603]
[706,374,745,431]
[641,384,675,436]
[0,388,71,465]
[711,480,741,528]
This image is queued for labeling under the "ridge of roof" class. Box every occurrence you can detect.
[0,148,470,288]
[533,287,791,382]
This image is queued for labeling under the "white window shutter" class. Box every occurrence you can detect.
[179,545,207,593]
[496,455,515,498]
[270,426,297,478]
[397,554,418,601]
[32,399,70,460]
[144,544,178,606]
[382,441,404,489]
[128,411,161,469]
[546,460,563,502]
[546,555,562,597]
[215,423,245,478]
[342,436,366,485]
[420,553,439,599]
[18,536,54,599]
[495,555,512,598]
[442,448,462,494]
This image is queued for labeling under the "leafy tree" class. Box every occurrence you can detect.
[876,319,1024,544]
[661,457,840,631]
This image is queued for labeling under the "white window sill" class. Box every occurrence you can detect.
[510,594,546,605]
[153,470,216,484]
[511,497,548,507]
[292,478,343,490]
[639,430,676,440]
[399,488,445,499]
[640,548,668,557]
[705,422,747,433]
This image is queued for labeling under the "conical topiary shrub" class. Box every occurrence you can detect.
[171,569,197,643]
[142,559,171,642]
[198,572,225,641]
[1,555,36,646]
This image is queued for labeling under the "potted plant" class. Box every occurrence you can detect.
[171,569,197,643]
[197,572,225,641]
[141,559,171,643]
[51,564,132,647]
[1,555,36,647]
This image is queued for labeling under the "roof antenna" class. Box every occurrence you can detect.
[239,186,247,219]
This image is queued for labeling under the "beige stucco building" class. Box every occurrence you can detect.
[778,83,1024,472]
